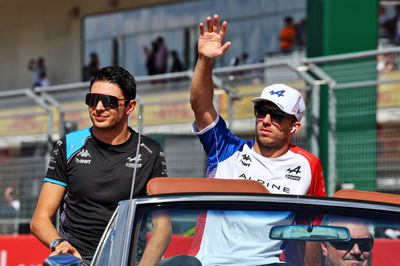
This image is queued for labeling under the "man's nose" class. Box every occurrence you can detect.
[95,100,105,110]
[262,113,272,124]
[349,243,362,254]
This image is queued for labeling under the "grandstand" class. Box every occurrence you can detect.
[0,0,399,256]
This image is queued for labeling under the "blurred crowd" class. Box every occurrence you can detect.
[26,16,306,87]
[27,57,48,88]
[379,5,400,45]
[279,16,306,53]
[28,8,400,89]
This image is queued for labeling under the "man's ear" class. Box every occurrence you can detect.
[321,242,328,257]
[126,100,137,115]
[290,121,301,135]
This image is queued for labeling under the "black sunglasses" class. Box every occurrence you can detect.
[254,106,289,123]
[85,93,129,108]
[329,238,374,252]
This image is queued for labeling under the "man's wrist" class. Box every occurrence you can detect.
[198,54,214,63]
[49,238,68,251]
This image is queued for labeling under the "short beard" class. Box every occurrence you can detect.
[255,133,287,151]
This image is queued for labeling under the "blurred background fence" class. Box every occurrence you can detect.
[1,47,400,233]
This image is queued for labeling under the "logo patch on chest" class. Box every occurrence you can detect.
[285,166,301,181]
[75,149,92,164]
[240,154,252,167]
[126,154,142,168]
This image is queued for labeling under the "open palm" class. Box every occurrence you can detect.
[198,15,231,59]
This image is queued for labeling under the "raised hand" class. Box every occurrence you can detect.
[198,14,231,59]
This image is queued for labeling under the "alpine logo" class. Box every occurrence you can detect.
[126,154,142,168]
[239,173,290,193]
[127,154,142,162]
[285,166,301,181]
[240,154,252,167]
[269,90,285,97]
[239,173,264,184]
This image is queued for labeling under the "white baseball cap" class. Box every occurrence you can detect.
[251,84,305,121]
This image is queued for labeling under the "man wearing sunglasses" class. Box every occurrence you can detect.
[31,66,170,265]
[321,216,373,266]
[188,15,326,266]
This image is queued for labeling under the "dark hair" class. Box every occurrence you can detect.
[90,66,136,100]
[284,17,293,24]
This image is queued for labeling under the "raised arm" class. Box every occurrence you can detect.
[190,15,231,131]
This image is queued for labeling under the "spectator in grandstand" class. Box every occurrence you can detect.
[170,50,184,72]
[279,16,296,53]
[240,52,256,65]
[189,14,325,266]
[386,5,400,44]
[27,57,46,88]
[228,56,240,66]
[377,53,395,72]
[0,186,20,234]
[295,18,306,50]
[30,66,170,266]
[3,186,20,213]
[236,52,258,78]
[395,7,400,45]
[379,6,391,39]
[321,216,373,266]
[82,52,100,81]
[143,41,157,75]
[154,36,168,74]
[39,71,49,87]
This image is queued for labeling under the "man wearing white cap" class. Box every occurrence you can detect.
[189,15,326,266]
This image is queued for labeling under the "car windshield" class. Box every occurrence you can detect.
[94,194,400,266]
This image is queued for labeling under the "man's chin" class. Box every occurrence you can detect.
[92,121,111,129]
[256,136,275,147]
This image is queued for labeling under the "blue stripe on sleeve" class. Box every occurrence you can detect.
[198,116,252,168]
[66,128,91,160]
[44,177,68,187]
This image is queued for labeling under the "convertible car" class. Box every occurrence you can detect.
[47,177,400,266]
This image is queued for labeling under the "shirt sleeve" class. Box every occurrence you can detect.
[306,159,326,197]
[297,159,325,225]
[193,115,250,169]
[150,146,168,178]
[44,137,68,187]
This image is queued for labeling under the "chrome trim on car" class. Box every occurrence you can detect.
[132,194,400,213]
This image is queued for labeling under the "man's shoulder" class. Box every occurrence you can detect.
[65,128,92,159]
[138,134,163,153]
[66,128,92,139]
[289,145,321,165]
